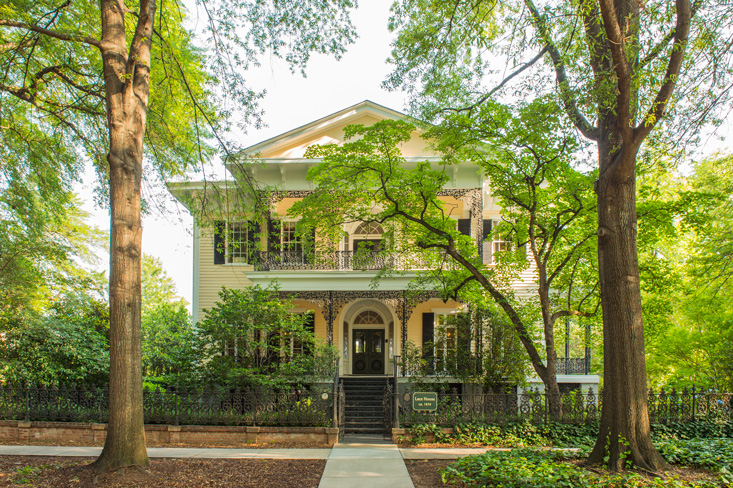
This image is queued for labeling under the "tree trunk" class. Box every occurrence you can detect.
[587,139,667,471]
[92,0,155,473]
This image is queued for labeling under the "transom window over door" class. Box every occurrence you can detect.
[353,310,383,325]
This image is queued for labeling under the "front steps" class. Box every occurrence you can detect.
[342,377,391,434]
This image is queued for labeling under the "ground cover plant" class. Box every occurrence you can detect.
[440,448,728,487]
[403,421,733,486]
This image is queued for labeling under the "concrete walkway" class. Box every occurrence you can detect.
[0,438,493,488]
[319,435,415,488]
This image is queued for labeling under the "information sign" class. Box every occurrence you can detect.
[412,392,438,411]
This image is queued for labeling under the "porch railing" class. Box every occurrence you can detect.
[556,357,592,375]
[252,250,441,272]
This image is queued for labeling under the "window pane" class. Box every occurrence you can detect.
[355,331,366,353]
[227,221,251,264]
[372,331,383,353]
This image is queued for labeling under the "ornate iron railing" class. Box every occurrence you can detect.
[556,357,591,375]
[395,386,732,427]
[252,250,438,272]
[0,383,333,427]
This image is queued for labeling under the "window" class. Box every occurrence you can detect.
[352,222,384,252]
[434,314,457,371]
[227,221,254,264]
[267,219,307,266]
[214,220,257,265]
[281,221,302,253]
[353,310,383,325]
[483,219,513,264]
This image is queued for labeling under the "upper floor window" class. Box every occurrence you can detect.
[352,222,384,252]
[280,221,302,253]
[213,220,257,265]
[483,219,513,265]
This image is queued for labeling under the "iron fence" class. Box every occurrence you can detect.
[397,386,732,426]
[0,383,334,427]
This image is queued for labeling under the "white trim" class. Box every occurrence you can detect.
[192,220,200,325]
[238,100,414,156]
[245,270,418,291]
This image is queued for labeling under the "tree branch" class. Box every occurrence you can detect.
[0,20,101,48]
[634,0,692,143]
[523,0,599,140]
[598,0,633,136]
[442,47,548,114]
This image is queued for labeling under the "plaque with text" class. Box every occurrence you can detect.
[412,392,438,411]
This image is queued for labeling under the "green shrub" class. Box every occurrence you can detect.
[441,449,725,487]
[652,421,733,440]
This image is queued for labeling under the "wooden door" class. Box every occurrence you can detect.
[352,329,385,374]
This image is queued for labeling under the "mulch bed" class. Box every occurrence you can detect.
[406,459,468,488]
[0,456,326,487]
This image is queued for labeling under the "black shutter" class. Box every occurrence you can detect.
[303,312,315,356]
[422,312,435,373]
[304,227,316,264]
[458,218,471,237]
[267,218,280,252]
[213,220,225,265]
[422,312,434,354]
[247,220,259,264]
[483,219,492,241]
[483,220,493,263]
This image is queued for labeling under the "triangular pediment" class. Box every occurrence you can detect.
[240,100,437,159]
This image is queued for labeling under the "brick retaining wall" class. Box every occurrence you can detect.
[0,420,339,446]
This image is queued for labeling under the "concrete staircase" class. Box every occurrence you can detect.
[342,377,391,434]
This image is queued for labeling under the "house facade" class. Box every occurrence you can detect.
[169,100,597,391]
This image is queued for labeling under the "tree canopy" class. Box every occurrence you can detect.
[290,112,600,412]
[1,0,357,473]
[383,0,731,471]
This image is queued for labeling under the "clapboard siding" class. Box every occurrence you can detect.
[196,225,254,322]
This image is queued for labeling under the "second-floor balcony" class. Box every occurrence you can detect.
[252,250,436,272]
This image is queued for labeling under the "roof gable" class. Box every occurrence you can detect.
[241,100,436,159]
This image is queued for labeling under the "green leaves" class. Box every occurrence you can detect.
[198,284,335,388]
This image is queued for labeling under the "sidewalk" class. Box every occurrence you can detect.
[0,437,492,488]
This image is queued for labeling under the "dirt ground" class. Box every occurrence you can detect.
[0,455,454,488]
[0,456,329,488]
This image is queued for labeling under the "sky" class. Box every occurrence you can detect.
[77,0,405,307]
[76,0,731,308]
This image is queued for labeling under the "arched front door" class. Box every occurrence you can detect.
[352,311,385,375]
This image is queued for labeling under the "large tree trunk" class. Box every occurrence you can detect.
[92,0,155,474]
[587,139,667,471]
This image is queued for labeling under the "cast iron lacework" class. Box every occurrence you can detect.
[438,188,483,257]
[276,289,441,347]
